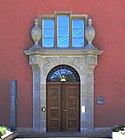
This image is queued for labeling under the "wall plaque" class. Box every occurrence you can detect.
[96,96,104,105]
[10,80,17,130]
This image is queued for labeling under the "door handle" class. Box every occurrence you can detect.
[63,109,67,112]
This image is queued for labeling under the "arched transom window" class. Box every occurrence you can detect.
[39,12,88,48]
[47,65,80,82]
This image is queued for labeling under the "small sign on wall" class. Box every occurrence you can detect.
[81,106,85,113]
[96,96,104,105]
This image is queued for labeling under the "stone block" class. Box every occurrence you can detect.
[10,80,17,130]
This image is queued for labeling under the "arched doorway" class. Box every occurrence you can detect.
[24,48,102,133]
[46,65,80,132]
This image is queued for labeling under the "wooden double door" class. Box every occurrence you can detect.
[47,82,80,132]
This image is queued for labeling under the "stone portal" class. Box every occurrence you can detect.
[24,49,102,133]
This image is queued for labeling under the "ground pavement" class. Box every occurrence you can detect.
[14,131,125,140]
[14,138,124,140]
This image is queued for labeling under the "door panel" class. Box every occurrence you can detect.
[65,83,80,131]
[47,82,80,132]
[47,83,61,131]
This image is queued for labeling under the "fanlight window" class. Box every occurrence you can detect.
[47,65,80,82]
[40,12,87,48]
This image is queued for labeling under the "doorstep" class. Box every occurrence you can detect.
[16,131,111,138]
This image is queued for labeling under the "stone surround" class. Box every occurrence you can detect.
[24,48,103,133]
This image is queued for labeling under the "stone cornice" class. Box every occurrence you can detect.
[24,48,103,57]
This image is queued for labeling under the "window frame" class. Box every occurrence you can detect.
[38,11,88,49]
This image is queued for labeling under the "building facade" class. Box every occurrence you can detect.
[0,0,125,134]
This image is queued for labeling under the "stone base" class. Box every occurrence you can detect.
[29,44,41,50]
[16,127,112,138]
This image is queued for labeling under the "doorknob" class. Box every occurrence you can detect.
[63,109,67,112]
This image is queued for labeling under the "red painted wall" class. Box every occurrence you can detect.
[0,0,125,128]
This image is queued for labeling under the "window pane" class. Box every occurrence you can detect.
[72,38,84,47]
[72,19,84,47]
[43,19,54,28]
[58,37,69,48]
[58,16,69,26]
[43,38,54,48]
[57,16,69,47]
[72,20,84,28]
[43,29,54,37]
[42,19,54,47]
[72,28,84,37]
[58,27,69,36]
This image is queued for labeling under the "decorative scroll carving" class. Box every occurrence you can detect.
[59,57,68,64]
[85,55,97,67]
[73,57,84,71]
[42,57,85,74]
[43,57,53,71]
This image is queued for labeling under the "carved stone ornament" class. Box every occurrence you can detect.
[85,18,96,49]
[30,19,41,49]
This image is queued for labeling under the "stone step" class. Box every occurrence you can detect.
[16,132,111,138]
